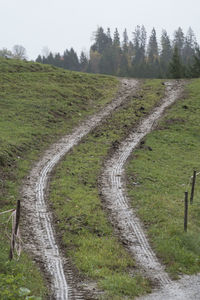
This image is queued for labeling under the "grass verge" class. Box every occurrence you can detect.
[126,79,200,279]
[49,79,165,299]
[0,58,118,299]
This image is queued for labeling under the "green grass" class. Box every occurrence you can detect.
[0,58,119,299]
[49,79,165,299]
[126,79,200,279]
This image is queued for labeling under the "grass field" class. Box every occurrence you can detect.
[49,79,165,299]
[0,58,118,299]
[126,79,200,279]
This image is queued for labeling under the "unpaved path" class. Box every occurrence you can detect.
[21,79,139,300]
[138,273,200,300]
[99,81,200,298]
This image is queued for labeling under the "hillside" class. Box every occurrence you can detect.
[0,58,118,299]
[1,58,200,300]
[126,79,200,278]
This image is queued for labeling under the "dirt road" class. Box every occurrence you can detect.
[21,79,139,300]
[99,81,198,298]
[99,79,200,299]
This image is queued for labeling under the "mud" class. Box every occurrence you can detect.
[21,78,139,300]
[99,81,184,286]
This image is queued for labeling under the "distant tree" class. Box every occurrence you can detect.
[46,52,54,65]
[54,53,62,68]
[80,51,88,72]
[0,48,13,58]
[36,54,43,63]
[131,25,147,77]
[147,28,158,62]
[91,27,110,54]
[169,46,183,78]
[106,28,113,47]
[88,50,101,73]
[173,27,185,57]
[183,27,197,65]
[160,30,172,77]
[68,48,80,71]
[122,28,129,53]
[113,28,120,47]
[13,45,27,59]
[190,48,200,77]
[147,28,160,77]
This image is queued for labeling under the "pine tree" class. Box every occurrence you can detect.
[46,52,54,65]
[169,46,183,78]
[91,27,110,54]
[68,48,80,71]
[173,27,185,57]
[131,25,147,77]
[54,53,62,68]
[113,28,120,47]
[122,29,129,53]
[190,48,200,77]
[36,55,42,63]
[88,50,101,73]
[183,27,197,66]
[160,30,172,77]
[80,51,88,72]
[147,28,160,77]
[106,28,113,47]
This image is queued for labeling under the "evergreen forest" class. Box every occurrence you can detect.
[36,26,200,78]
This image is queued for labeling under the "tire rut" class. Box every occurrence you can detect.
[21,78,139,300]
[99,81,184,288]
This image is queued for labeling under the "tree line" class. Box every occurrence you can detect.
[0,45,27,60]
[35,26,200,78]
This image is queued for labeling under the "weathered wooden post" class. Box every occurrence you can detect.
[184,192,188,232]
[190,170,196,204]
[9,200,20,260]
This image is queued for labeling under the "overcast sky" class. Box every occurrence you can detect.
[0,0,199,60]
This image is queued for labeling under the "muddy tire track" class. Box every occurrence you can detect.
[21,79,139,300]
[99,81,184,288]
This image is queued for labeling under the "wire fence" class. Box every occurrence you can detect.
[184,170,199,232]
[0,200,22,260]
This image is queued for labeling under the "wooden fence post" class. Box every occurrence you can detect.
[9,200,20,260]
[184,192,188,232]
[190,170,196,204]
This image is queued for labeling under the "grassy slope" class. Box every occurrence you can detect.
[49,80,165,299]
[126,79,200,279]
[0,58,118,299]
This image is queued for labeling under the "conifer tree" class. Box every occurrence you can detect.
[91,27,110,54]
[169,46,183,78]
[183,27,197,65]
[113,28,120,47]
[131,25,147,77]
[36,55,42,63]
[106,28,113,46]
[122,29,129,53]
[173,27,185,57]
[190,48,200,77]
[160,30,172,77]
[147,28,160,77]
[54,53,62,68]
[80,51,88,72]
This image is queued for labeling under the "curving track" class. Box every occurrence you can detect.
[21,79,139,300]
[100,81,183,287]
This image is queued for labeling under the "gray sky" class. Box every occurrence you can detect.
[1,0,200,60]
